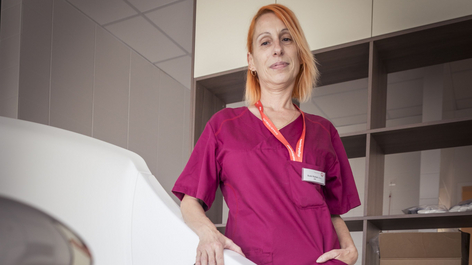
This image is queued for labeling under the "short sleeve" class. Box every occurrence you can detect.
[323,129,361,215]
[172,122,220,211]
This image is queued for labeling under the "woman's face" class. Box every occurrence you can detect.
[248,12,300,91]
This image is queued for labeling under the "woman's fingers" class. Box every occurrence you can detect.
[195,250,203,265]
[207,248,217,265]
[316,249,340,263]
[196,241,224,265]
[215,244,225,265]
[317,247,357,265]
[224,238,245,257]
[195,233,246,265]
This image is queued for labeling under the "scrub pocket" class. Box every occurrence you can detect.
[285,161,326,208]
[245,248,273,264]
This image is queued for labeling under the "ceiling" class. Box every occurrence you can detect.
[66,0,194,89]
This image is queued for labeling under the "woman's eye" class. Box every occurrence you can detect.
[282,37,292,42]
[261,41,269,46]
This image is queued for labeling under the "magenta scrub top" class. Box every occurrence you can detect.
[173,107,361,265]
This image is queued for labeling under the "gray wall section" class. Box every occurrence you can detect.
[1,0,192,203]
[18,0,53,125]
[50,0,95,136]
[0,0,21,118]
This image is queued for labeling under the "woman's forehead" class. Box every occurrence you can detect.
[254,12,287,34]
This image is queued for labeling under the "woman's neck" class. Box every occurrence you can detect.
[259,87,295,111]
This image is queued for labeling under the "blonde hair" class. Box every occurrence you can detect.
[245,4,318,105]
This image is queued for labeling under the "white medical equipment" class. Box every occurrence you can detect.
[0,116,254,265]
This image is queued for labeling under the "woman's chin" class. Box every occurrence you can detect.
[264,75,296,88]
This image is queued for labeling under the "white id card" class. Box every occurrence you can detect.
[302,168,325,186]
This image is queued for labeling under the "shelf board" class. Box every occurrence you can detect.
[366,212,472,230]
[340,133,367,158]
[197,68,247,104]
[314,42,370,86]
[374,15,472,73]
[196,42,370,105]
[371,118,472,154]
[339,117,472,157]
[213,212,472,233]
[343,217,364,232]
[214,220,366,233]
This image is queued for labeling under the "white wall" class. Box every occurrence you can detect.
[440,146,472,208]
[383,152,421,215]
[343,157,366,217]
[301,78,369,135]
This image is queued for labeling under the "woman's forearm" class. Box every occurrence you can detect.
[316,215,358,264]
[331,214,358,265]
[181,195,245,265]
[181,195,218,237]
[331,215,356,249]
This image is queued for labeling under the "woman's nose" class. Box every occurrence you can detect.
[273,41,283,55]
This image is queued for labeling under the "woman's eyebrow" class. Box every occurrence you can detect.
[256,32,271,40]
[280,28,290,34]
[256,28,290,40]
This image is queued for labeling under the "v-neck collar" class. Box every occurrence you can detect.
[245,106,302,131]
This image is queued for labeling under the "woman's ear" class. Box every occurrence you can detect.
[247,52,255,71]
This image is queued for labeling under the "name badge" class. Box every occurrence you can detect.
[302,168,325,186]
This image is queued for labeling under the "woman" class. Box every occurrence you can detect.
[173,4,360,265]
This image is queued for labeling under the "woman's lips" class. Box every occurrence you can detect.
[270,61,289,69]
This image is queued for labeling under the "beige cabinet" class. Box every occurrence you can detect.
[194,0,274,78]
[195,1,472,78]
[279,0,372,51]
[373,0,472,36]
[194,0,373,78]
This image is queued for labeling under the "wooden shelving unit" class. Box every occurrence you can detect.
[366,212,472,231]
[194,15,472,265]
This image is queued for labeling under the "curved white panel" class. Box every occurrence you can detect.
[0,116,255,265]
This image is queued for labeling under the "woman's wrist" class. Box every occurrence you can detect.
[195,223,219,238]
[340,241,357,250]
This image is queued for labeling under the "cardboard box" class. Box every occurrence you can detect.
[379,232,468,265]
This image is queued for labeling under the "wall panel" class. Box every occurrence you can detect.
[129,52,160,176]
[157,72,186,203]
[18,0,53,124]
[93,27,130,148]
[50,0,95,135]
[0,3,21,118]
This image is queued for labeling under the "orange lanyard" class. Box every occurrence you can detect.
[255,100,306,162]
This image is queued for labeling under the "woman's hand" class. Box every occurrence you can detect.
[316,215,358,265]
[316,245,358,264]
[195,227,244,265]
[181,195,245,265]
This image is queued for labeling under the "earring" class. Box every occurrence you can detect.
[251,70,257,76]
